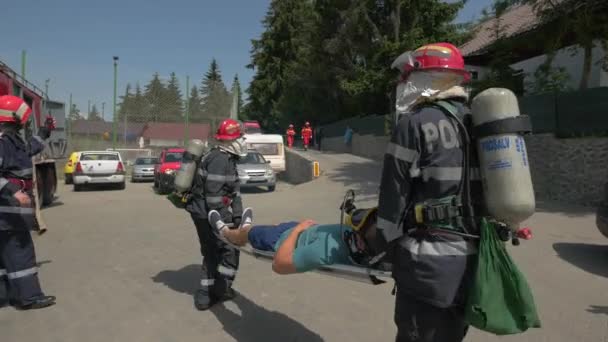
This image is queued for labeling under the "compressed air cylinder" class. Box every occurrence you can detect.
[174,139,207,193]
[471,88,535,228]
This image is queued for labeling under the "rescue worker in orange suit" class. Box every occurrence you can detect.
[377,43,479,341]
[0,95,56,310]
[301,122,313,151]
[185,118,246,311]
[286,124,296,148]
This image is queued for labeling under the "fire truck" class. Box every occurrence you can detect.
[0,60,67,207]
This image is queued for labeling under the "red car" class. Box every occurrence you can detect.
[154,148,185,194]
[243,120,262,134]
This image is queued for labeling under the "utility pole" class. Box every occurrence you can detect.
[112,56,119,150]
[68,93,72,141]
[88,100,91,119]
[184,75,190,146]
[45,79,50,98]
[21,50,26,79]
[102,102,105,118]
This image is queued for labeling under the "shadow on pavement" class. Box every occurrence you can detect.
[211,293,324,342]
[536,200,596,218]
[587,305,608,315]
[553,243,608,278]
[152,264,199,295]
[324,161,381,202]
[151,264,324,342]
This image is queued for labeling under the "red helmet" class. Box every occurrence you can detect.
[0,95,32,125]
[393,42,470,82]
[215,118,242,141]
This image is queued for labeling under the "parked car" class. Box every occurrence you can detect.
[242,120,262,134]
[237,150,276,192]
[64,151,82,185]
[73,151,126,191]
[154,148,185,194]
[131,156,159,183]
[243,134,286,173]
[596,183,608,238]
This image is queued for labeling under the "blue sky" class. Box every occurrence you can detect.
[1,0,491,121]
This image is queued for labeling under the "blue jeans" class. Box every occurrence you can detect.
[248,222,299,252]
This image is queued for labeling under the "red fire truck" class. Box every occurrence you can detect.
[0,60,66,207]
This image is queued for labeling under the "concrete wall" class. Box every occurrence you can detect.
[321,132,608,206]
[282,149,316,185]
[149,138,180,147]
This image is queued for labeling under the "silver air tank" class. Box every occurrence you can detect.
[471,88,535,230]
[174,139,207,194]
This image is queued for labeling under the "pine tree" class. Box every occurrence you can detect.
[118,83,133,122]
[188,86,204,123]
[200,59,231,127]
[144,73,167,122]
[166,72,183,122]
[131,83,149,123]
[231,74,245,120]
[88,104,103,121]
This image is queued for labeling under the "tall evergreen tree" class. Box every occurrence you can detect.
[200,59,231,127]
[188,86,204,123]
[118,83,133,122]
[166,72,183,122]
[88,104,103,121]
[131,83,149,123]
[231,74,244,120]
[144,73,167,122]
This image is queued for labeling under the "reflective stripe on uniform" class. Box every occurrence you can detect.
[0,206,35,214]
[399,237,477,256]
[0,269,6,277]
[0,178,8,190]
[206,174,237,182]
[33,136,44,144]
[206,196,223,204]
[11,168,33,177]
[421,167,480,182]
[218,265,236,277]
[200,278,215,286]
[386,142,418,163]
[7,266,38,279]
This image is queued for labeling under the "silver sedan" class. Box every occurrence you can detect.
[131,157,159,183]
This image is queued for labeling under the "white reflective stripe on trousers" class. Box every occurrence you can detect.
[218,265,236,277]
[0,206,35,214]
[0,269,6,277]
[201,278,215,287]
[7,266,38,279]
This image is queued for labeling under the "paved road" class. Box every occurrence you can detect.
[1,150,607,342]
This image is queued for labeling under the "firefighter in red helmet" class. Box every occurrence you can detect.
[286,124,296,148]
[301,122,313,151]
[377,43,478,342]
[0,95,56,310]
[185,118,249,310]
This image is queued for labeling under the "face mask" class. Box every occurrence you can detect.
[395,71,464,120]
[219,137,247,157]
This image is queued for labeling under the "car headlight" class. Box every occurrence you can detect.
[265,169,274,176]
[164,169,176,175]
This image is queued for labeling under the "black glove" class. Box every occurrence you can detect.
[232,216,242,228]
[38,127,51,140]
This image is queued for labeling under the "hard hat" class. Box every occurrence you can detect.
[391,42,470,82]
[215,118,242,141]
[0,95,32,125]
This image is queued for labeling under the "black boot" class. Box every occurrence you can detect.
[216,287,237,303]
[194,289,215,311]
[15,295,56,310]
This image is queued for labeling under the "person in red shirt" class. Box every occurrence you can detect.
[286,124,296,148]
[301,122,313,151]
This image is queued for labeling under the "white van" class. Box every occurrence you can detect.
[244,134,285,172]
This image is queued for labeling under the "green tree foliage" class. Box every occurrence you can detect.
[188,86,204,123]
[231,74,244,120]
[245,0,466,132]
[68,104,83,121]
[144,73,167,123]
[88,104,103,121]
[165,72,183,122]
[201,59,231,128]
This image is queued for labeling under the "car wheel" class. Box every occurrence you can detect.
[65,174,73,185]
[117,182,126,190]
[74,184,84,192]
[268,185,276,192]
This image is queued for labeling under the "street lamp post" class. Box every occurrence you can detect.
[112,56,119,150]
[184,75,190,146]
[45,79,50,98]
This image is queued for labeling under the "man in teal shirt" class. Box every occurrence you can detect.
[207,208,376,274]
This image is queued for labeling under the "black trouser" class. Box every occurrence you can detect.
[394,290,469,342]
[191,215,240,299]
[0,231,44,305]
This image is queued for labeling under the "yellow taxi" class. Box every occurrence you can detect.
[64,152,82,184]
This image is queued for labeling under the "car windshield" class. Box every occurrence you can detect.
[135,158,158,165]
[247,143,278,155]
[164,152,183,163]
[81,153,119,161]
[238,152,266,164]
